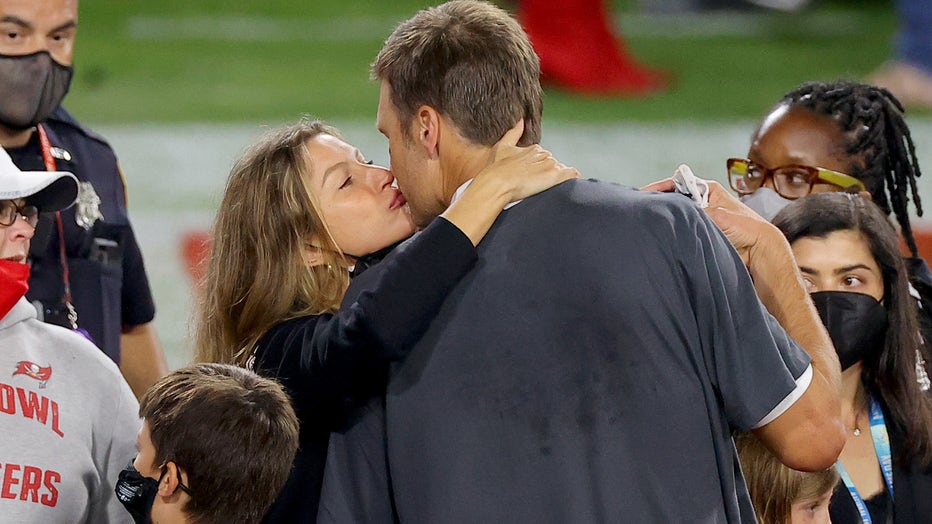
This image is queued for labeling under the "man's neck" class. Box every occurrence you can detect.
[0,124,34,148]
[440,143,494,206]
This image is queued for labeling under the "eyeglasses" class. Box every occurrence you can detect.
[727,158,866,199]
[0,200,39,228]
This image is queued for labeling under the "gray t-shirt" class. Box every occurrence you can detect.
[322,179,810,523]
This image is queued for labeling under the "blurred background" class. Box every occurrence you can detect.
[68,0,931,368]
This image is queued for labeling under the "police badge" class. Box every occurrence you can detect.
[75,181,103,229]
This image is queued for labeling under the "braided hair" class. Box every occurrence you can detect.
[781,80,924,256]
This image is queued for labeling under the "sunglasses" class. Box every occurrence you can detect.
[727,158,865,199]
[0,200,39,228]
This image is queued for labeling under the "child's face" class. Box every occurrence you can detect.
[133,420,159,480]
[788,490,833,524]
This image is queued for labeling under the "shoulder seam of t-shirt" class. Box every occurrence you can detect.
[752,363,813,428]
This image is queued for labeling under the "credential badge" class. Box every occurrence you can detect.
[75,181,103,230]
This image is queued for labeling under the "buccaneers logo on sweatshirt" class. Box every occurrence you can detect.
[13,361,52,388]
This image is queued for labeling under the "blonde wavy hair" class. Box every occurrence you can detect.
[736,433,839,523]
[195,119,351,366]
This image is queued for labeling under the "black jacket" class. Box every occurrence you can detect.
[255,218,476,523]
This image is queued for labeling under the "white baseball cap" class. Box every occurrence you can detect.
[0,146,78,213]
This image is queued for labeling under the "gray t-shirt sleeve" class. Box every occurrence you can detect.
[684,208,811,431]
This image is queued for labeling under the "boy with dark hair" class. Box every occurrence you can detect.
[114,363,299,524]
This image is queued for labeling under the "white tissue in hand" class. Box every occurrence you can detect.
[672,164,709,208]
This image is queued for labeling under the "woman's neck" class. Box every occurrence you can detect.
[841,362,868,429]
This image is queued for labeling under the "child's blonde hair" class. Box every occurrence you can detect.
[736,433,839,523]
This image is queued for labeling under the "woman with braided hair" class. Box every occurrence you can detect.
[732,81,922,249]
[728,80,932,350]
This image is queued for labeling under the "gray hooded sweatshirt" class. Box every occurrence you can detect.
[0,297,139,523]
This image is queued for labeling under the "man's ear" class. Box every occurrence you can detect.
[413,105,441,160]
[158,462,180,497]
[858,189,873,201]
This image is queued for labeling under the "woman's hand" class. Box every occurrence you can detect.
[473,120,579,203]
[441,121,578,246]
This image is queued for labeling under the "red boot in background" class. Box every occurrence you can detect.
[518,0,669,96]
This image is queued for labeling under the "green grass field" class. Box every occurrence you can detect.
[70,0,909,125]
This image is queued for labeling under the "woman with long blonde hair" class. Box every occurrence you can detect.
[195,118,574,521]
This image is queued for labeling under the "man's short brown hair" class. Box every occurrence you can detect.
[372,0,542,147]
[139,363,299,524]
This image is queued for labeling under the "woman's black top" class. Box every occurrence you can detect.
[255,218,478,523]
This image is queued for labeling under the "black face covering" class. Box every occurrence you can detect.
[811,291,889,371]
[114,464,160,524]
[0,51,73,130]
[115,461,193,523]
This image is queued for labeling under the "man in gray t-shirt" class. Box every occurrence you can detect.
[325,179,830,522]
[320,2,845,522]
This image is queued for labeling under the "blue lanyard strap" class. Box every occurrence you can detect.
[836,395,895,524]
[869,396,895,498]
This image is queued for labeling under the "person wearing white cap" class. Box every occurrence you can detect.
[0,146,140,523]
[0,0,168,399]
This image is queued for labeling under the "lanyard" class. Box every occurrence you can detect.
[36,124,78,330]
[836,395,894,524]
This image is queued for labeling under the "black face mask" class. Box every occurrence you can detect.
[811,291,888,371]
[114,461,192,524]
[0,51,73,130]
[114,463,161,524]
